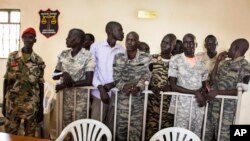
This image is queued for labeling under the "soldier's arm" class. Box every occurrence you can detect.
[113,55,126,90]
[210,51,227,85]
[72,71,93,87]
[169,77,198,94]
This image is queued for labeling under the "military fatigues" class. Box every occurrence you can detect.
[205,56,250,141]
[4,51,45,137]
[145,54,174,141]
[113,50,151,141]
[168,53,208,138]
[55,48,95,129]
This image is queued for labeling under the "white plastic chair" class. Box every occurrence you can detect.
[43,82,56,139]
[55,119,112,141]
[149,127,201,141]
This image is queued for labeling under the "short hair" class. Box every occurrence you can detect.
[234,38,249,56]
[105,21,122,33]
[70,28,85,43]
[163,33,177,42]
[183,33,196,41]
[127,31,139,41]
[176,39,182,44]
[85,33,95,42]
[205,34,218,44]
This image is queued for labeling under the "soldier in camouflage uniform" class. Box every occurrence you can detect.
[205,38,250,141]
[168,33,208,138]
[145,34,176,141]
[52,29,95,137]
[113,31,151,141]
[2,27,45,137]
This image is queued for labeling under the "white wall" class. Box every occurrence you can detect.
[1,0,250,123]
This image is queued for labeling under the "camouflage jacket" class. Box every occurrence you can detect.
[4,50,45,104]
[113,49,151,91]
[214,56,250,90]
[55,48,95,81]
[150,54,170,88]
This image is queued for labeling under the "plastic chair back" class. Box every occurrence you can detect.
[56,119,112,141]
[149,127,201,141]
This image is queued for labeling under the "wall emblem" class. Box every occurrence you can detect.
[39,9,60,38]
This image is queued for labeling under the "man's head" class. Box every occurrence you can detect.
[138,42,150,54]
[172,39,184,55]
[161,33,177,55]
[125,31,139,52]
[66,28,85,48]
[228,38,249,59]
[106,21,124,41]
[22,27,37,48]
[183,33,196,58]
[205,35,218,58]
[83,33,95,50]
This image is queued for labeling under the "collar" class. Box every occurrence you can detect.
[230,56,245,63]
[102,40,120,49]
[124,49,140,61]
[18,50,36,62]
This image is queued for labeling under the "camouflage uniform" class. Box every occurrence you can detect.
[4,51,45,137]
[145,54,174,141]
[113,50,151,141]
[168,53,208,137]
[205,56,250,141]
[55,48,95,128]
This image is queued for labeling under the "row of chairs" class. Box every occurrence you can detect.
[56,119,201,141]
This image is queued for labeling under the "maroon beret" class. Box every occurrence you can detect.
[22,27,36,37]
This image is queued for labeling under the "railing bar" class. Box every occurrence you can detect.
[188,96,193,130]
[142,91,149,141]
[73,88,76,121]
[113,90,118,141]
[127,94,132,141]
[100,101,103,122]
[202,102,209,141]
[87,88,90,119]
[158,92,164,130]
[235,86,243,124]
[174,95,178,127]
[58,90,63,137]
[218,98,224,141]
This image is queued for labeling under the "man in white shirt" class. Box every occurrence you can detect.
[90,21,125,123]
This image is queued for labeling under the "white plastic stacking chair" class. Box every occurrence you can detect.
[43,82,56,139]
[56,119,112,141]
[150,127,201,141]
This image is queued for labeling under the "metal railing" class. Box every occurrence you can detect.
[43,82,247,141]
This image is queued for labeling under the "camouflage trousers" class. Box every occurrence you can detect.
[5,117,38,137]
[205,99,236,141]
[62,88,88,141]
[145,94,174,141]
[116,93,144,141]
[169,96,205,138]
[4,98,39,137]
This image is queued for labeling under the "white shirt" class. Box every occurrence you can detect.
[90,40,125,99]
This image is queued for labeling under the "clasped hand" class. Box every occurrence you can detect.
[122,84,140,96]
